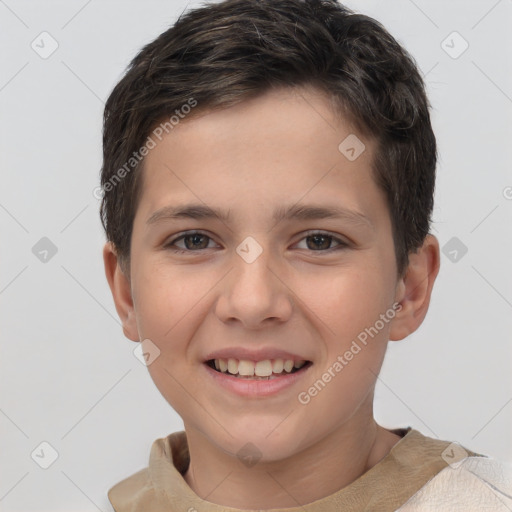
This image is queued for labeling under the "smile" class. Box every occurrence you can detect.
[206,358,312,380]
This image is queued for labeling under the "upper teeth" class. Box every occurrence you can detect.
[213,358,306,377]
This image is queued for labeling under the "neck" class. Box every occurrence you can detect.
[183,413,402,509]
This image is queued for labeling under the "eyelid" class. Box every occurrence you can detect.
[164,230,221,251]
[164,229,349,253]
[293,230,349,250]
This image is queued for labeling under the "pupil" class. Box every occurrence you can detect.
[185,234,207,250]
[308,235,331,250]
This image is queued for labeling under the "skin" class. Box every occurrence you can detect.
[104,85,440,509]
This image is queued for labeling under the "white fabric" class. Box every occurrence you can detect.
[397,456,512,511]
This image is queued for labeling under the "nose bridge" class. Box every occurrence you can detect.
[235,244,273,292]
[215,237,293,327]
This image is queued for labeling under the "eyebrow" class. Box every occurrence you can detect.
[147,204,231,224]
[146,203,373,230]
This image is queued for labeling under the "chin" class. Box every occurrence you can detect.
[212,418,312,465]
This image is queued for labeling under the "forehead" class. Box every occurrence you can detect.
[135,85,385,230]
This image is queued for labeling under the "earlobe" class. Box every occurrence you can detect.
[102,242,140,342]
[389,234,440,341]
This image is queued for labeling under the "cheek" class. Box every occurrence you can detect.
[146,359,202,426]
[132,260,208,338]
[296,264,392,341]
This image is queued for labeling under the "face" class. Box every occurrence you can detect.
[116,86,407,461]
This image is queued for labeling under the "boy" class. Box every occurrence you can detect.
[100,0,512,510]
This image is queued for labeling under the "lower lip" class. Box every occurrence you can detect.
[203,362,312,398]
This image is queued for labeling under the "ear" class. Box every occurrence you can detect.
[389,234,440,341]
[103,242,139,342]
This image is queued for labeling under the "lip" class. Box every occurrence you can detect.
[202,360,313,398]
[203,347,309,363]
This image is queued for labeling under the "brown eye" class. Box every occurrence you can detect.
[295,231,347,252]
[165,231,218,252]
[182,233,210,250]
[306,234,333,250]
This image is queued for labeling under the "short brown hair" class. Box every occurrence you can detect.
[100,0,436,278]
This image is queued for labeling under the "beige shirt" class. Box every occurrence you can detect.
[108,427,486,511]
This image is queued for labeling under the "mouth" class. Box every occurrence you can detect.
[205,358,313,380]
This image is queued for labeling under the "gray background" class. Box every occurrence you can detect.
[1,0,511,510]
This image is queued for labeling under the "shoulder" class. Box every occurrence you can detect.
[107,467,151,511]
[397,456,512,511]
[107,466,176,512]
[107,431,188,511]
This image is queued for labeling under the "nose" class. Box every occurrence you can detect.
[214,245,293,329]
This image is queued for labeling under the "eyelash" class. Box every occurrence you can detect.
[164,230,349,254]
